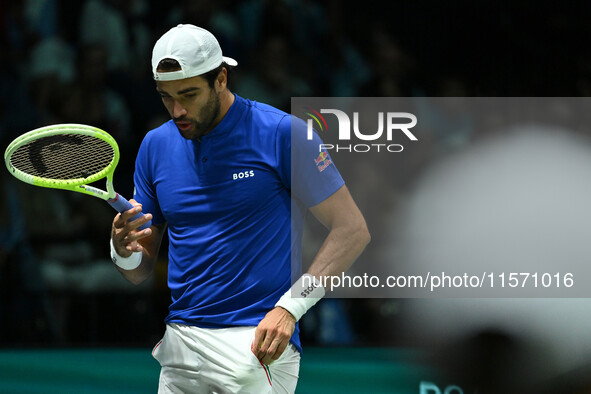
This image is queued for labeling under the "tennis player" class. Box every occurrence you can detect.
[110,24,370,393]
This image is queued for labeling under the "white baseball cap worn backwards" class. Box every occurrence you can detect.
[151,24,238,81]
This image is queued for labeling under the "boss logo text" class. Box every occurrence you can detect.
[233,170,255,180]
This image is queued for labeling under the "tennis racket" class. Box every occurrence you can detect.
[4,123,151,230]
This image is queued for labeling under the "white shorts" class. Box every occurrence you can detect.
[152,323,301,394]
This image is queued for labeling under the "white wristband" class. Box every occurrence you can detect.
[110,239,142,270]
[275,274,325,321]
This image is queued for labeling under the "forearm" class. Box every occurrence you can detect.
[112,222,165,285]
[274,204,369,321]
[256,187,369,362]
[113,250,158,285]
[110,202,165,285]
[307,219,370,280]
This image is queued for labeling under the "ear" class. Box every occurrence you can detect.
[216,68,228,91]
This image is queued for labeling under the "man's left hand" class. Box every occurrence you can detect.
[252,307,296,364]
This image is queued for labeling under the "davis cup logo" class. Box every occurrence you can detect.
[304,108,418,152]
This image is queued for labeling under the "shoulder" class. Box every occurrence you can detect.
[237,95,293,134]
[143,120,176,142]
[239,95,287,119]
[139,120,177,151]
[136,120,178,165]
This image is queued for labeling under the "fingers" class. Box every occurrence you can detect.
[113,205,152,236]
[252,311,294,364]
[114,204,144,228]
[252,326,264,358]
[254,330,289,365]
[112,204,153,253]
[266,336,288,364]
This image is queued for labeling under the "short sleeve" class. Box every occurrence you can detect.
[276,115,344,207]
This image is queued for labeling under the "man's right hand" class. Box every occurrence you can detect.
[111,199,152,257]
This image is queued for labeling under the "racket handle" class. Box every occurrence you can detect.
[108,194,152,230]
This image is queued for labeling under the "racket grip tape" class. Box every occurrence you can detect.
[108,194,152,230]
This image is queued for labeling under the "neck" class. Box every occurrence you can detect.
[219,89,235,119]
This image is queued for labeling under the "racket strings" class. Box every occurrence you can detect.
[10,134,114,180]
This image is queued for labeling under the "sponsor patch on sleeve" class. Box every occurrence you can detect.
[314,151,333,172]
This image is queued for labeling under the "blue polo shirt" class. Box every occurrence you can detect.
[133,94,344,353]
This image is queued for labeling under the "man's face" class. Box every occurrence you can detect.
[156,75,221,140]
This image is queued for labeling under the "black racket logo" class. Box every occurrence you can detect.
[28,135,85,175]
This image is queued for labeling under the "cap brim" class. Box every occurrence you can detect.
[223,56,238,67]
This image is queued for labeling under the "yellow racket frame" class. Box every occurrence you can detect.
[4,123,120,200]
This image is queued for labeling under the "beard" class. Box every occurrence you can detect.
[176,88,221,140]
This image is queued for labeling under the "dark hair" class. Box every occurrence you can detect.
[156,59,233,88]
[156,58,182,72]
[202,64,224,88]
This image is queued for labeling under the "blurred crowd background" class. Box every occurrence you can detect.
[2,0,591,356]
